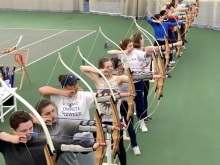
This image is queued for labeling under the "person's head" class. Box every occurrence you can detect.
[167,0,178,9]
[58,74,79,91]
[178,0,183,4]
[152,14,163,22]
[160,10,168,19]
[35,99,57,124]
[111,57,122,70]
[10,111,33,140]
[119,38,133,51]
[98,58,113,77]
[130,33,144,48]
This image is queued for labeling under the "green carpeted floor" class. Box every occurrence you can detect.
[0,11,220,165]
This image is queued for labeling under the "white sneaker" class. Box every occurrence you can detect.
[170,61,176,64]
[140,120,148,132]
[132,146,141,156]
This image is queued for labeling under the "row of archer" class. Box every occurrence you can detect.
[151,0,199,69]
[0,1,200,165]
[89,0,201,163]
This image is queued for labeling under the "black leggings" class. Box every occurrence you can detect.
[143,80,150,116]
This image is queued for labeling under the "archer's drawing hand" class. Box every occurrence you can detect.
[10,135,27,144]
[61,90,76,97]
[43,117,54,125]
[100,69,110,77]
[124,49,132,54]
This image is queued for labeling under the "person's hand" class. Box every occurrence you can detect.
[10,135,27,144]
[100,69,110,77]
[126,93,136,97]
[42,117,53,125]
[120,123,127,130]
[153,74,164,79]
[93,141,108,150]
[111,70,121,75]
[124,49,132,54]
[177,40,183,46]
[111,126,120,131]
[61,90,76,98]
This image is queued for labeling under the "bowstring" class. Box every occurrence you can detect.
[24,143,37,165]
[50,125,71,165]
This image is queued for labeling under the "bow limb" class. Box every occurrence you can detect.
[98,27,135,122]
[157,53,166,100]
[195,0,199,17]
[58,53,105,165]
[1,35,23,55]
[176,27,182,59]
[77,47,121,158]
[164,35,170,69]
[0,78,56,165]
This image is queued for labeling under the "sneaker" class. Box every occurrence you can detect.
[132,146,141,156]
[182,46,186,49]
[170,61,176,64]
[166,73,171,78]
[140,120,148,132]
[144,117,152,122]
[168,64,173,67]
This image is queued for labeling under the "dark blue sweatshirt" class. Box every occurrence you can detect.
[147,18,184,40]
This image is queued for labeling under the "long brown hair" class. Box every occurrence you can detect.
[119,38,132,50]
[35,99,54,115]
[131,33,142,48]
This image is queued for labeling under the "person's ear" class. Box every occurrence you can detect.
[11,128,16,134]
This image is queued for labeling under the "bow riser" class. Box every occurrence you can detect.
[44,145,56,165]
[164,35,170,69]
[126,68,135,121]
[157,55,166,100]
[109,98,120,158]
[126,97,135,121]
[151,52,159,92]
[176,28,182,59]
[94,110,105,165]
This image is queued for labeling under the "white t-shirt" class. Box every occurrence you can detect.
[118,49,151,72]
[50,91,94,120]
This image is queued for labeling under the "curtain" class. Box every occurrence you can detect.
[89,0,220,31]
[0,0,84,12]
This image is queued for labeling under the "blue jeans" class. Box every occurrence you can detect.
[120,101,138,148]
[134,81,146,120]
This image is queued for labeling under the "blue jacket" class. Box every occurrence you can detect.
[147,18,183,40]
